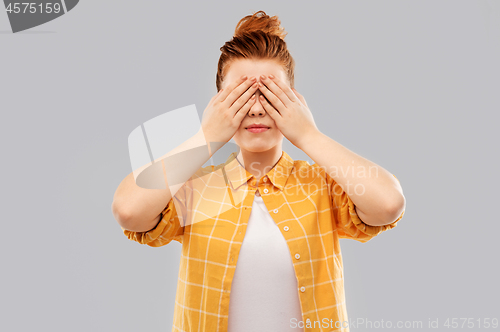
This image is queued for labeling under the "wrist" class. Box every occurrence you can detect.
[197,127,225,158]
[294,128,323,151]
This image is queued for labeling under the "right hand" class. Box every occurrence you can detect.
[201,75,259,144]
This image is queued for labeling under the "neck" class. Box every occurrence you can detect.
[236,146,283,182]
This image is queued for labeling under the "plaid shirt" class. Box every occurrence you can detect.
[122,150,404,332]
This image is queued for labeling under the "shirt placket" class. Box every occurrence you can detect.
[258,175,310,321]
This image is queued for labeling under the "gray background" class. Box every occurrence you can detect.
[1,0,499,331]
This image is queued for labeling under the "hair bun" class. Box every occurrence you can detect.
[234,10,287,40]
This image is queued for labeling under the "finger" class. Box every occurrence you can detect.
[267,75,298,105]
[258,75,292,109]
[234,93,257,123]
[259,94,282,120]
[292,88,304,102]
[217,75,246,102]
[258,78,287,112]
[292,88,308,106]
[220,75,257,107]
[230,80,259,115]
[209,88,224,106]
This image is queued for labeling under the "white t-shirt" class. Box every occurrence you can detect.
[227,189,303,331]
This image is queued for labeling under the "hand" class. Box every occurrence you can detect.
[257,75,319,149]
[201,75,259,144]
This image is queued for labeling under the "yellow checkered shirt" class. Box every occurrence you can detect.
[122,150,404,331]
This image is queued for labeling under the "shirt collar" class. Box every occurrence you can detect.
[222,150,295,191]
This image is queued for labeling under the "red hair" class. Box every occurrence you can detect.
[216,10,295,91]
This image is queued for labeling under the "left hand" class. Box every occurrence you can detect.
[257,74,319,148]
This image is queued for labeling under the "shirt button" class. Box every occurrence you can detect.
[295,253,300,260]
[273,209,278,214]
[283,226,289,231]
[263,188,269,194]
[263,177,268,182]
[300,286,306,293]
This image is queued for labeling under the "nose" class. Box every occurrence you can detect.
[247,89,267,117]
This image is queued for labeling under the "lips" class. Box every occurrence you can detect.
[246,124,270,129]
[246,124,270,133]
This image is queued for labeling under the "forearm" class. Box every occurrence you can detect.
[112,129,221,232]
[297,130,405,226]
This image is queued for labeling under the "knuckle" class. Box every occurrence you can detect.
[229,89,239,98]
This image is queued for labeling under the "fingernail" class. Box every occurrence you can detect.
[260,75,266,80]
[269,74,275,79]
[241,75,247,80]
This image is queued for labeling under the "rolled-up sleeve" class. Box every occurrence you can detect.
[328,172,404,243]
[121,193,185,247]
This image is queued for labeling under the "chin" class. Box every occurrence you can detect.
[234,139,267,152]
[243,145,274,153]
[234,130,284,153]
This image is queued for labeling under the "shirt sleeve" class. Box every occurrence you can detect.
[327,172,404,243]
[121,189,186,247]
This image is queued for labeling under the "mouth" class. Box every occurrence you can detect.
[246,127,269,133]
[245,125,270,133]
